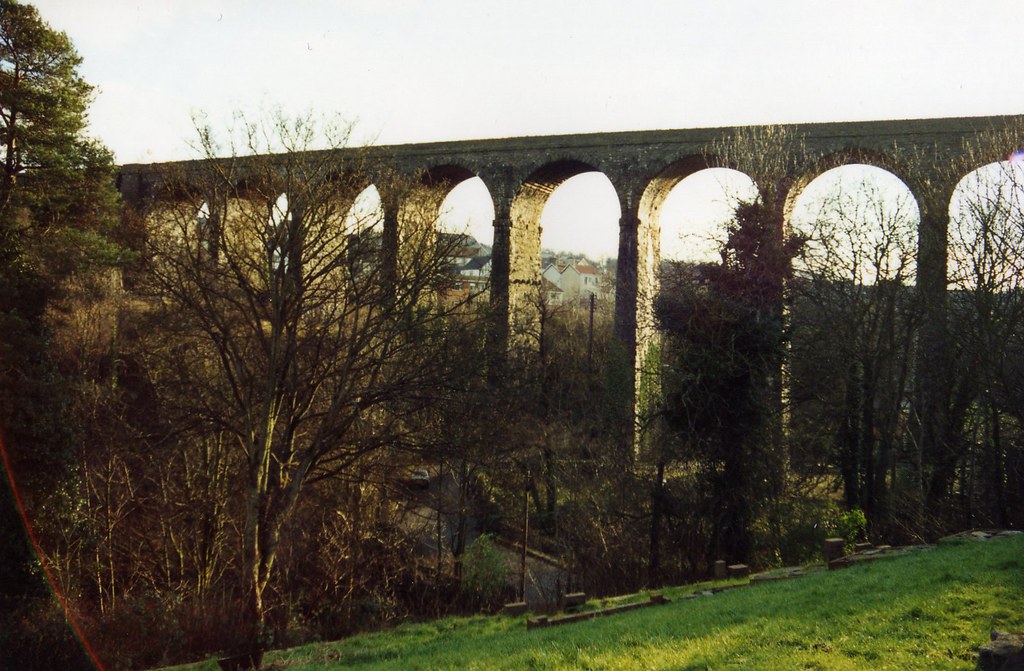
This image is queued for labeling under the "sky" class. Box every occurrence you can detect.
[29,0,1024,259]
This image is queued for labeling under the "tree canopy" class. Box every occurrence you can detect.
[0,4,121,668]
[1,0,88,195]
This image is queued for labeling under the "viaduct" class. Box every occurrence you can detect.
[117,114,1024,405]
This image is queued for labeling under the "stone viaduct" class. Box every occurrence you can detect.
[117,114,1024,400]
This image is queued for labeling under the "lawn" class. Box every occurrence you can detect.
[169,534,1023,671]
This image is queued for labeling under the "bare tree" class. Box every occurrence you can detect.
[946,156,1024,526]
[789,176,921,529]
[140,111,471,658]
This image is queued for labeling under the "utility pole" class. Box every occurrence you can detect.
[587,292,596,371]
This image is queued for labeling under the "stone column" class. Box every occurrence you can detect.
[913,179,955,504]
[614,210,640,354]
[285,195,305,284]
[613,206,648,453]
[487,196,513,377]
[379,194,401,287]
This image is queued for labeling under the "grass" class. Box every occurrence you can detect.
[167,535,1023,671]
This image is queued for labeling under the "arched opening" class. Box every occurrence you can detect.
[438,176,495,247]
[506,161,619,360]
[658,168,759,264]
[345,184,384,234]
[194,200,219,260]
[336,184,386,279]
[946,158,1024,527]
[268,193,291,272]
[197,200,211,227]
[937,158,1024,528]
[790,164,919,285]
[786,164,920,516]
[638,163,759,447]
[538,171,619,318]
[509,161,606,306]
[634,160,760,432]
[539,172,620,262]
[637,159,759,346]
[948,160,1024,292]
[435,176,495,306]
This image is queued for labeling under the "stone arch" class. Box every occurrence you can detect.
[629,155,745,347]
[658,167,761,265]
[784,149,917,234]
[628,156,760,434]
[303,171,383,273]
[790,162,921,287]
[420,164,496,242]
[421,164,477,190]
[635,155,747,297]
[186,177,297,286]
[383,164,484,276]
[948,158,1024,291]
[637,154,722,230]
[512,159,602,219]
[228,171,282,203]
[136,175,212,260]
[507,159,603,317]
[319,169,374,210]
[442,177,497,248]
[343,182,385,236]
[372,164,477,243]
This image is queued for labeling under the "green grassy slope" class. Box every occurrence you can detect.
[173,535,1023,671]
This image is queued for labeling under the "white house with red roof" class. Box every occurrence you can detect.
[541,258,604,305]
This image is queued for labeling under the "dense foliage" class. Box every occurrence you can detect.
[1,2,123,669]
[654,198,801,565]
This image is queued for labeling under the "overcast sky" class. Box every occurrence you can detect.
[29,0,1024,258]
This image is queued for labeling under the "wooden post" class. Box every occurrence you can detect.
[520,485,529,602]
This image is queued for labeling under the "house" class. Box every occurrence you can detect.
[573,261,601,299]
[440,233,489,272]
[542,277,565,305]
[542,262,567,294]
[541,257,604,304]
[442,240,491,307]
[461,254,491,277]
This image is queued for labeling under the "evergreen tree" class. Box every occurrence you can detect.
[0,2,121,668]
[654,126,805,566]
[0,0,122,485]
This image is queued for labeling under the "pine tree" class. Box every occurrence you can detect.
[0,3,121,668]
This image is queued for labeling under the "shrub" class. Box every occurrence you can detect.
[768,500,868,565]
[459,534,510,612]
[827,506,867,552]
